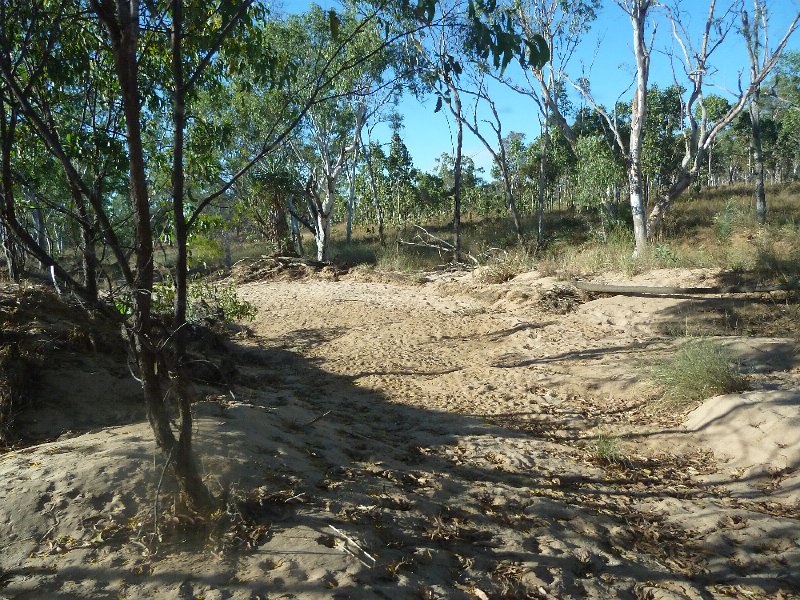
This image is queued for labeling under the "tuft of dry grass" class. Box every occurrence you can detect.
[650,338,747,407]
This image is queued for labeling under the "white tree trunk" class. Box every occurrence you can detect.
[627,1,651,257]
[314,210,332,262]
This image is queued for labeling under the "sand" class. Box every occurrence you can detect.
[1,267,798,599]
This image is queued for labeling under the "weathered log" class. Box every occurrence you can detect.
[572,280,800,296]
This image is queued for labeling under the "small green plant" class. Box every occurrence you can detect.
[713,199,737,243]
[188,280,257,322]
[146,277,256,323]
[650,338,746,406]
[477,247,535,284]
[654,243,677,265]
[592,433,622,465]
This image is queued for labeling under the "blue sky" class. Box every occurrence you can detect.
[281,0,800,175]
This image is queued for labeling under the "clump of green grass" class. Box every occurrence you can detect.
[713,199,739,243]
[591,433,623,465]
[650,339,746,406]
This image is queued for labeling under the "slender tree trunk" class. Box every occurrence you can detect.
[501,165,523,240]
[68,182,99,301]
[536,113,549,245]
[169,0,213,512]
[0,217,19,281]
[30,192,50,267]
[345,143,359,244]
[101,0,212,513]
[457,81,523,239]
[750,90,766,224]
[628,3,651,257]
[365,145,385,246]
[450,85,463,263]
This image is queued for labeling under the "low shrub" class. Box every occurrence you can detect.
[650,338,746,406]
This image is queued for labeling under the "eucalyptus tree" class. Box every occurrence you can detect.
[508,0,599,241]
[0,1,131,299]
[406,0,547,260]
[573,135,625,227]
[386,125,417,223]
[638,84,684,200]
[278,6,396,261]
[696,94,732,185]
[769,52,800,181]
[738,1,800,221]
[645,0,799,233]
[601,0,654,257]
[363,137,389,242]
[454,72,526,237]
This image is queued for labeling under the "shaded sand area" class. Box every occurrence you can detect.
[1,267,798,599]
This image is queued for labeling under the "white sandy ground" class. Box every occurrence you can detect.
[1,267,799,599]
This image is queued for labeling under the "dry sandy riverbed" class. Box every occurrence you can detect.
[1,267,798,599]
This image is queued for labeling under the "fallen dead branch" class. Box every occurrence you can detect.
[398,224,479,268]
[572,280,800,296]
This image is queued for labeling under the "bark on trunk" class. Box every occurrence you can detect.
[101,0,212,514]
[750,90,766,224]
[536,114,549,246]
[648,173,693,235]
[314,209,332,262]
[0,217,19,281]
[449,84,463,263]
[314,176,335,262]
[628,4,651,257]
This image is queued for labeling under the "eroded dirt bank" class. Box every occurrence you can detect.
[1,269,798,599]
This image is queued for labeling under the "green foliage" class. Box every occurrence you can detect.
[654,243,677,265]
[188,280,257,323]
[713,199,738,243]
[189,234,225,267]
[150,278,256,324]
[573,136,624,210]
[650,339,746,406]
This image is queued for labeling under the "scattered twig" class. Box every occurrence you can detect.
[137,445,175,546]
[328,524,376,568]
[398,224,480,267]
[153,444,175,542]
[300,410,332,427]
